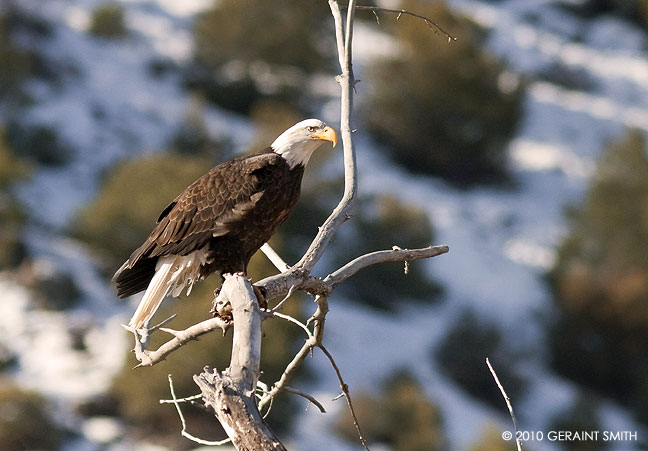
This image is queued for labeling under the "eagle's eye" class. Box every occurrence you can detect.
[306,126,316,133]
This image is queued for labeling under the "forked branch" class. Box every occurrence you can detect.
[193,274,285,451]
[292,0,357,272]
[132,242,447,367]
[140,1,451,449]
[130,317,230,367]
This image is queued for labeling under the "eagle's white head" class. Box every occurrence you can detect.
[271,119,337,169]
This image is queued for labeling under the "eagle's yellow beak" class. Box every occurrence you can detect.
[310,126,337,148]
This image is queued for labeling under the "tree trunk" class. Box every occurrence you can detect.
[194,368,286,451]
[194,274,286,450]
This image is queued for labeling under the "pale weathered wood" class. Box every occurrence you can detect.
[193,274,286,451]
[130,245,448,368]
[194,369,285,451]
[125,2,451,449]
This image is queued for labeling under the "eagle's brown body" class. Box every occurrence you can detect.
[113,119,336,330]
[114,150,304,297]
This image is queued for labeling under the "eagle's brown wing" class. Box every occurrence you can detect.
[113,150,280,297]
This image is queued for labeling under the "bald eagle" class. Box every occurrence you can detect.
[113,119,337,330]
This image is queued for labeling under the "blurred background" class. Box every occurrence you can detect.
[1,0,647,449]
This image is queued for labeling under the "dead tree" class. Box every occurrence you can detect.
[129,1,449,448]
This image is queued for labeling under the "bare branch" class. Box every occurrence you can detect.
[255,269,325,304]
[261,243,291,273]
[320,344,369,451]
[283,386,327,413]
[330,0,346,73]
[258,243,448,304]
[244,24,438,281]
[258,295,328,411]
[123,314,177,349]
[371,9,380,24]
[124,1,452,448]
[131,242,447,368]
[353,5,457,42]
[325,245,449,291]
[257,245,450,447]
[258,335,318,412]
[270,285,297,313]
[131,317,230,367]
[195,274,286,450]
[160,393,202,404]
[293,0,358,272]
[224,274,263,387]
[343,1,356,66]
[486,358,523,451]
[271,311,312,338]
[261,295,365,450]
[164,374,231,446]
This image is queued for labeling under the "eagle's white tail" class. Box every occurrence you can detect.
[128,250,207,330]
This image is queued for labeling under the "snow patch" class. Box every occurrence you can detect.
[509,138,594,178]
